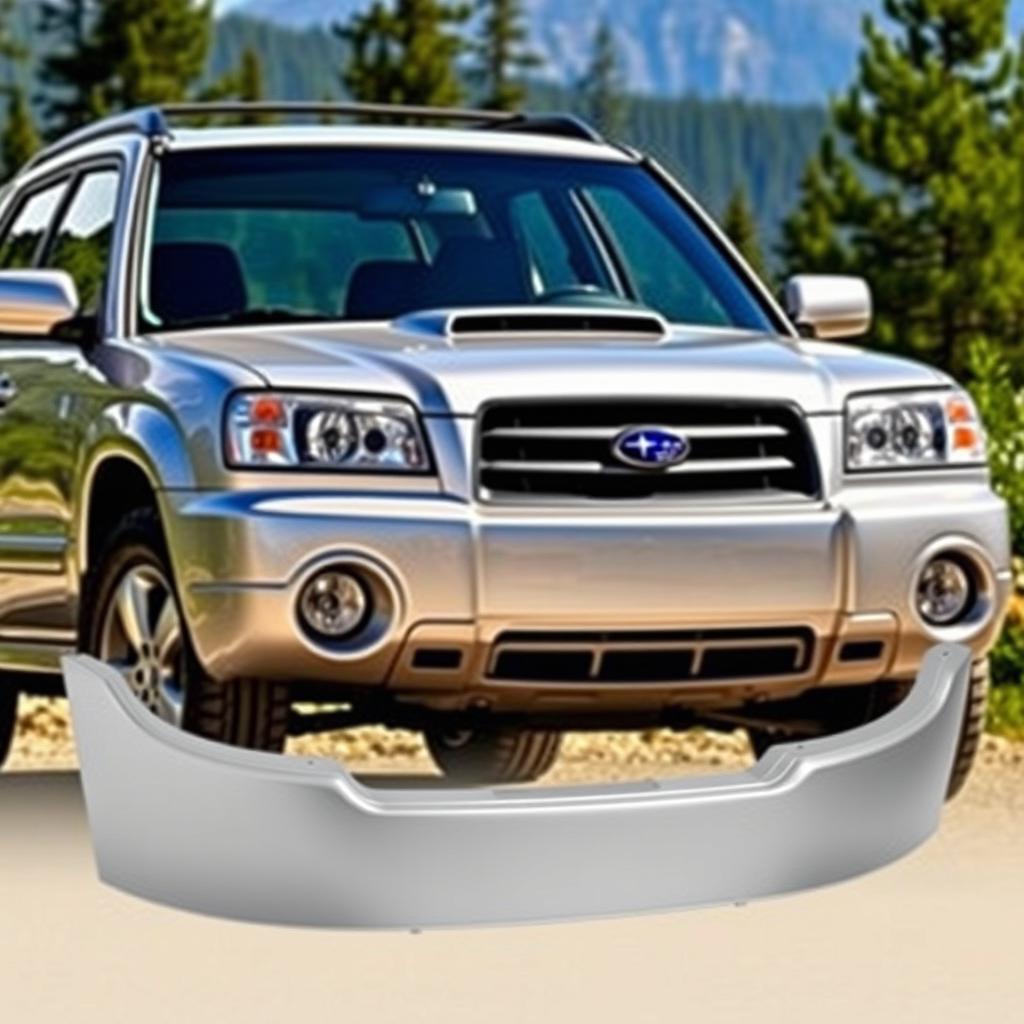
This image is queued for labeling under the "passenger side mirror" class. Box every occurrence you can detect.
[0,270,80,337]
[783,275,872,340]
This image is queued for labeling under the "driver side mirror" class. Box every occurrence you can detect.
[0,270,80,337]
[783,275,872,340]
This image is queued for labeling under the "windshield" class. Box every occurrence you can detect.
[141,146,776,333]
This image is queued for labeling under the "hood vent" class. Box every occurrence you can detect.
[398,308,671,340]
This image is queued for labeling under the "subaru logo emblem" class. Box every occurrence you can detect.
[612,427,691,470]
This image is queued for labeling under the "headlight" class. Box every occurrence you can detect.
[225,393,430,472]
[845,389,986,472]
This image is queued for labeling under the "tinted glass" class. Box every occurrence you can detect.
[45,170,120,314]
[0,181,69,270]
[144,147,775,332]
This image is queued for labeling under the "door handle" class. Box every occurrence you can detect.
[0,374,17,406]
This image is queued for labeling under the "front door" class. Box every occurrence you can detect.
[0,166,121,665]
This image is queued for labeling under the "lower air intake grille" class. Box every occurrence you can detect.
[488,628,815,684]
[478,400,819,501]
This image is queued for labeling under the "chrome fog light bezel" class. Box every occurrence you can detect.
[907,539,999,640]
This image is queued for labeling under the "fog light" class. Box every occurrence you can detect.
[299,570,370,639]
[916,557,973,626]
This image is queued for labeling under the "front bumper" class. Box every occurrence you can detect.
[160,478,1010,711]
[64,643,971,929]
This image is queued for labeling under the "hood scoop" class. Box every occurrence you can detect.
[397,307,671,341]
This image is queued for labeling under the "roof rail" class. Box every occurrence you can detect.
[23,102,605,171]
[483,113,605,144]
[24,107,169,171]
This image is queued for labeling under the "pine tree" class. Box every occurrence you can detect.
[576,21,628,138]
[1,85,41,179]
[40,0,215,136]
[336,0,469,111]
[235,46,274,124]
[722,187,767,282]
[1,0,23,64]
[470,0,541,111]
[781,0,1022,376]
[1,0,39,180]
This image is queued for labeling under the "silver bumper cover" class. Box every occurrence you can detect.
[64,644,971,930]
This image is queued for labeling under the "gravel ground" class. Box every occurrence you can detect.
[8,695,1022,793]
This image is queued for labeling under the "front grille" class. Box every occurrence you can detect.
[488,628,815,684]
[478,400,819,501]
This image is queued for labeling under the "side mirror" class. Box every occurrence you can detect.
[783,275,872,340]
[0,270,80,336]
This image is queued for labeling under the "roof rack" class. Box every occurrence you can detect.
[24,102,605,171]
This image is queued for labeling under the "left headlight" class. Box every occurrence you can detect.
[225,393,430,472]
[845,389,986,472]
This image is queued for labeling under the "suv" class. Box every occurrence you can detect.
[0,103,1010,792]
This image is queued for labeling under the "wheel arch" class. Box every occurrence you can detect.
[76,404,197,580]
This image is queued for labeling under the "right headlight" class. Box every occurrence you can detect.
[225,392,431,472]
[845,389,986,472]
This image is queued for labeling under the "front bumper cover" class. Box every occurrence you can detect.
[64,644,970,930]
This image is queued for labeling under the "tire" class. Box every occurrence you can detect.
[0,684,16,770]
[747,662,988,801]
[82,507,289,753]
[425,726,562,784]
[945,659,989,801]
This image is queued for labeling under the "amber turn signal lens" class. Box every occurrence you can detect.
[951,425,979,452]
[946,397,974,424]
[251,396,287,426]
[250,428,283,454]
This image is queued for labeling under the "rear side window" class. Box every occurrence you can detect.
[0,181,69,270]
[44,169,120,315]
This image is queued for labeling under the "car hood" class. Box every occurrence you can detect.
[153,317,950,416]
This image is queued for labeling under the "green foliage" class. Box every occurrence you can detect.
[0,0,24,63]
[206,15,346,102]
[722,187,767,282]
[40,0,216,135]
[988,672,1024,737]
[968,339,1024,553]
[216,46,276,124]
[575,20,628,139]
[1,84,40,178]
[335,0,469,110]
[469,0,541,111]
[782,0,1024,378]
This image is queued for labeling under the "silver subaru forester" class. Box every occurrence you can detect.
[0,103,1009,794]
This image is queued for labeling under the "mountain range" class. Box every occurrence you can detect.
[233,0,1024,104]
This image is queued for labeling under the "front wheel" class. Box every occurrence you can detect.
[425,726,562,784]
[0,684,16,770]
[83,507,289,752]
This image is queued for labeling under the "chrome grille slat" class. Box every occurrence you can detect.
[478,400,819,502]
[481,456,796,476]
[484,425,789,441]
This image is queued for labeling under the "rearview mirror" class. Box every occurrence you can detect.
[0,270,80,336]
[358,184,478,220]
[784,275,872,340]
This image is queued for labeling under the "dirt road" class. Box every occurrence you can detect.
[1,699,1021,1024]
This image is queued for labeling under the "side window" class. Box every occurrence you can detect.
[0,181,70,270]
[44,169,120,315]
